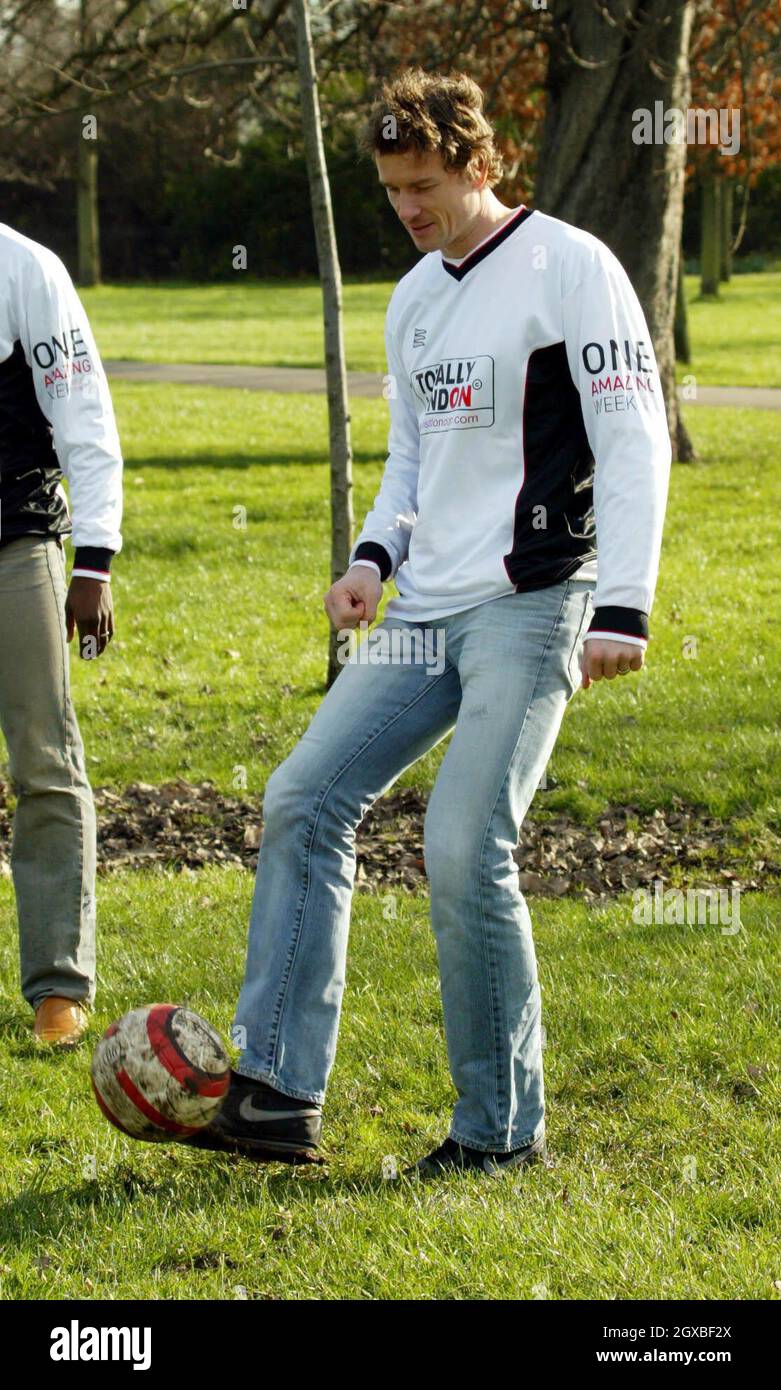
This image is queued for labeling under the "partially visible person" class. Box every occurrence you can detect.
[0,223,123,1047]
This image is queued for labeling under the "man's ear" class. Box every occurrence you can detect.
[467,151,488,189]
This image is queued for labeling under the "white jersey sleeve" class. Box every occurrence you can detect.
[562,244,671,644]
[348,297,419,581]
[18,248,123,560]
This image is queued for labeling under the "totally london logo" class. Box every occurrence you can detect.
[411,355,495,432]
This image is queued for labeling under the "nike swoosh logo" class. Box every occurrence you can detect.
[239,1096,321,1123]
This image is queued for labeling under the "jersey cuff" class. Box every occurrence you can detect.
[73,546,114,580]
[350,559,382,579]
[352,542,393,582]
[586,606,648,643]
[584,631,646,649]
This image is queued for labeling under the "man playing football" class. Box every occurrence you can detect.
[185,68,670,1177]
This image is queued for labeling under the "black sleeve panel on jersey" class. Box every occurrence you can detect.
[353,541,393,582]
[73,545,114,574]
[587,606,649,641]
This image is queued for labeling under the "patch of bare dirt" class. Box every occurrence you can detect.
[0,779,777,900]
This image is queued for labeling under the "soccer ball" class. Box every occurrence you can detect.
[91,1003,230,1141]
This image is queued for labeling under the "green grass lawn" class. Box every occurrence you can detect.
[81,280,394,372]
[81,272,781,388]
[0,872,777,1300]
[678,272,781,388]
[0,278,779,1303]
[59,386,781,840]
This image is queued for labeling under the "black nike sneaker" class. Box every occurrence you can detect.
[405,1133,549,1179]
[179,1068,324,1164]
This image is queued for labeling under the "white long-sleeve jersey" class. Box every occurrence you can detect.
[0,222,123,576]
[350,206,671,645]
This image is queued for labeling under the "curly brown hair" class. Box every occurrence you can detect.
[358,67,504,188]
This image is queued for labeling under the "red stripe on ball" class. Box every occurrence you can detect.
[145,1004,229,1099]
[91,1075,136,1138]
[116,1066,202,1136]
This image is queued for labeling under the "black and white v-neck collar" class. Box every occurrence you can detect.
[441,206,535,281]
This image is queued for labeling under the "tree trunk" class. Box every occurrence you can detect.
[720,176,733,281]
[292,0,355,690]
[77,0,101,286]
[674,241,696,460]
[700,166,721,296]
[77,127,101,286]
[674,250,690,363]
[535,0,694,462]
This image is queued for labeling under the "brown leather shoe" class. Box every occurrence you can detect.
[33,997,89,1049]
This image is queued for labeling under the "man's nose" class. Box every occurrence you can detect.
[398,196,422,224]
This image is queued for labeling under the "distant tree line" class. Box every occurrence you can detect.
[3,126,778,283]
[682,166,781,269]
[1,130,419,280]
[2,1,778,284]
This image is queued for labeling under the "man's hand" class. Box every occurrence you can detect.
[65,577,114,659]
[323,565,383,632]
[580,637,644,690]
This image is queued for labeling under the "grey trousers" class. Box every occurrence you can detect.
[0,534,96,1009]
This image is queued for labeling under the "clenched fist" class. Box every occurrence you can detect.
[580,637,644,689]
[323,565,383,632]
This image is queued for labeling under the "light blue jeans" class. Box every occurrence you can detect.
[233,576,594,1152]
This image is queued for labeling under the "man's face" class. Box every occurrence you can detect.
[375,148,484,253]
